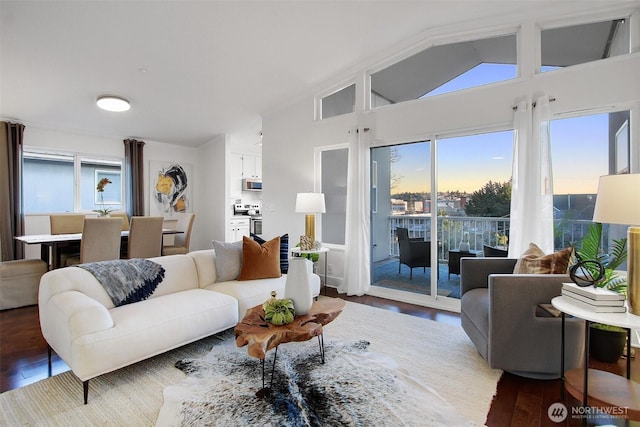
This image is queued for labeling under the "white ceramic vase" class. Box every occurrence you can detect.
[284,257,313,315]
[459,241,470,252]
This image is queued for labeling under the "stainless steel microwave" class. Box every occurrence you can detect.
[242,178,262,191]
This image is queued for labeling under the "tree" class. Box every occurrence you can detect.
[389,146,403,190]
[465,180,511,217]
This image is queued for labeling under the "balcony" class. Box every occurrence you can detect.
[372,215,594,299]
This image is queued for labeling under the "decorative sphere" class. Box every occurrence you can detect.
[569,260,605,287]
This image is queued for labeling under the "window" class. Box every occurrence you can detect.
[320,148,348,245]
[541,18,630,72]
[550,110,630,251]
[23,149,123,214]
[371,33,517,107]
[320,84,356,119]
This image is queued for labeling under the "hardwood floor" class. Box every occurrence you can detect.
[1,289,637,426]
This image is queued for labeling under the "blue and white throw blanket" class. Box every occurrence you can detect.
[78,259,165,307]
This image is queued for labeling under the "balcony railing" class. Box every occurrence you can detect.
[386,215,595,261]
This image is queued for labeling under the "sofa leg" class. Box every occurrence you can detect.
[47,345,52,377]
[83,380,89,404]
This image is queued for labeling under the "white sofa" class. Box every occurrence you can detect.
[38,249,320,403]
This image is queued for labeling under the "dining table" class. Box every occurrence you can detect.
[15,229,183,269]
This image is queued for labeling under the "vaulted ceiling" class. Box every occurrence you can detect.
[1,1,634,149]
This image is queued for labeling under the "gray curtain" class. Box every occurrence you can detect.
[123,139,145,217]
[0,121,25,261]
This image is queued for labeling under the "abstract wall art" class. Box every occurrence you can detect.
[149,161,193,216]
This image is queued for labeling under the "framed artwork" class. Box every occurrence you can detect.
[615,120,629,174]
[149,161,193,216]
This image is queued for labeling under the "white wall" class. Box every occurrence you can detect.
[262,5,640,294]
[195,134,228,248]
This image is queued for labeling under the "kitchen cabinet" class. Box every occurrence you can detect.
[232,152,261,180]
[245,154,262,179]
[229,217,250,241]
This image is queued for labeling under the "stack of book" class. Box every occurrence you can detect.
[561,282,626,313]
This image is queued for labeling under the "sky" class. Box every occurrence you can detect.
[391,63,611,195]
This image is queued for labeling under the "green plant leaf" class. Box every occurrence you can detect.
[607,237,628,271]
[575,222,627,292]
[576,223,603,262]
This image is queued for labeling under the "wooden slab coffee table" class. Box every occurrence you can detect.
[235,297,345,395]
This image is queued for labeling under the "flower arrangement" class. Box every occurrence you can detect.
[93,177,113,216]
[495,233,508,247]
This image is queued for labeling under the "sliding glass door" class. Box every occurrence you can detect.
[435,131,513,298]
[371,141,432,295]
[370,130,513,300]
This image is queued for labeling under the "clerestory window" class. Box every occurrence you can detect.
[320,84,356,120]
[370,33,517,108]
[540,18,630,72]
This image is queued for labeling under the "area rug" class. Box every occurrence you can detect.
[156,340,471,426]
[0,299,501,426]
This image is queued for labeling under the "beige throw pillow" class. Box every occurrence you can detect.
[513,242,574,274]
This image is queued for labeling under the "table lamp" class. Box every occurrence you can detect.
[592,174,640,315]
[295,192,326,244]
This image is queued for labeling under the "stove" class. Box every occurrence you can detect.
[234,202,262,235]
[233,202,261,216]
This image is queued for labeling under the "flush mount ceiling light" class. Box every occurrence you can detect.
[96,95,130,112]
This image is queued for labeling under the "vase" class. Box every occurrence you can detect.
[284,257,313,315]
[459,241,470,252]
[589,325,627,363]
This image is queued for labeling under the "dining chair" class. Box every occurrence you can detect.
[127,216,164,259]
[50,214,86,235]
[49,214,86,267]
[109,212,130,231]
[162,213,196,255]
[65,218,123,266]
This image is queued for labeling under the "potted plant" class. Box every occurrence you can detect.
[93,177,114,217]
[576,222,628,362]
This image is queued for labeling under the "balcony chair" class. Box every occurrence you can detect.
[397,227,434,280]
[460,257,584,379]
[162,213,195,256]
[483,245,508,257]
[126,216,164,259]
[65,218,123,266]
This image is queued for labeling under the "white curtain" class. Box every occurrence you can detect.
[339,128,371,295]
[508,96,555,257]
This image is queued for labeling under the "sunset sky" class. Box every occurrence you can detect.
[390,64,610,196]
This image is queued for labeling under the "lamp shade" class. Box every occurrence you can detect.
[592,174,640,225]
[295,193,326,213]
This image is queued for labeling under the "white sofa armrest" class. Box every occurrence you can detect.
[41,291,114,360]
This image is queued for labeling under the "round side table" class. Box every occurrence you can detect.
[290,247,329,295]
